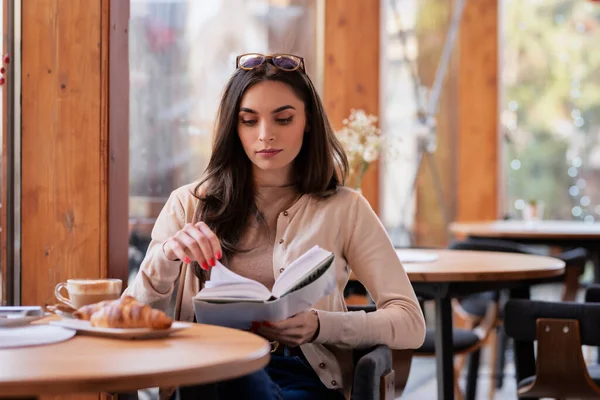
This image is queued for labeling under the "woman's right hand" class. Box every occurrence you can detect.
[162,222,222,270]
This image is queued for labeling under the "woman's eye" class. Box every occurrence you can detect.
[276,117,293,125]
[241,119,257,126]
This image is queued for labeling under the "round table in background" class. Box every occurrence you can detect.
[398,248,565,400]
[0,321,270,398]
[449,220,600,282]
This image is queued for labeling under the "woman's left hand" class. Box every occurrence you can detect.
[254,310,320,347]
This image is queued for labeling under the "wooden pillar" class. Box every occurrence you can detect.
[324,0,380,214]
[20,0,129,309]
[456,0,499,222]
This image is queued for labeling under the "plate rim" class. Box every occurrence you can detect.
[49,319,190,337]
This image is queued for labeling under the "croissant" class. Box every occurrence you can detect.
[90,302,173,329]
[73,295,138,321]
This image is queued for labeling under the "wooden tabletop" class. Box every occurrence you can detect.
[449,220,600,240]
[0,321,270,397]
[400,249,565,282]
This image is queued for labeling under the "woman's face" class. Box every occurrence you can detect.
[237,80,306,184]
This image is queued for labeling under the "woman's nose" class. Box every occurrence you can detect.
[258,122,275,142]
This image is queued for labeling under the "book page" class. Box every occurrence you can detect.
[196,261,273,301]
[271,246,333,298]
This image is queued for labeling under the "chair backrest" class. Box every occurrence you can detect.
[505,299,600,347]
[505,300,600,399]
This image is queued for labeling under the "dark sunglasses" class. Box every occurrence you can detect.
[236,53,305,72]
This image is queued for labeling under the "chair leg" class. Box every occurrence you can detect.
[454,372,465,400]
[495,328,509,389]
[562,266,583,302]
[488,328,498,400]
[465,348,481,400]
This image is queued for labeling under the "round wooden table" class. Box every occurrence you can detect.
[0,321,270,398]
[403,248,565,282]
[449,220,600,283]
[396,248,565,400]
[450,220,600,241]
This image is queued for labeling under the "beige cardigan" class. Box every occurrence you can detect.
[124,183,426,396]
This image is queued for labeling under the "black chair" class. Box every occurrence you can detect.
[504,296,600,399]
[347,305,413,400]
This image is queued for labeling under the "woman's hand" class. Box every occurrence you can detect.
[254,310,320,347]
[162,222,222,270]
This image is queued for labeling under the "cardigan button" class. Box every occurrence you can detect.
[278,239,284,244]
[331,380,337,387]
[279,268,285,273]
[283,211,289,216]
[319,362,326,369]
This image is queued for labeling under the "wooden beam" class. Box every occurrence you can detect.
[324,0,380,214]
[456,0,499,222]
[1,0,14,305]
[107,0,130,287]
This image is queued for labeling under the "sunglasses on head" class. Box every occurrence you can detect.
[236,53,305,72]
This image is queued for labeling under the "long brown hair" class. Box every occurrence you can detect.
[192,62,348,275]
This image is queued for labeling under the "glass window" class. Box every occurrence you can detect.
[501,0,600,221]
[380,0,458,246]
[128,0,321,281]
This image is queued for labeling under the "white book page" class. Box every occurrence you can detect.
[196,261,272,301]
[271,246,332,298]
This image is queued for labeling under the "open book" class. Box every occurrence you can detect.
[193,245,335,330]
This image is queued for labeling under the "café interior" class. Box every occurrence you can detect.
[2,0,600,399]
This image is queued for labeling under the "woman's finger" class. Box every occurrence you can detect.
[164,239,191,263]
[196,221,223,260]
[173,230,203,263]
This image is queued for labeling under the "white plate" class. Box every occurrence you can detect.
[0,314,47,328]
[49,319,191,340]
[0,325,76,348]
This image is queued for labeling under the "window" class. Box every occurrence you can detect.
[128,0,321,281]
[502,0,600,221]
[381,0,459,246]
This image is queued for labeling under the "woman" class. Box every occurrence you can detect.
[125,53,426,399]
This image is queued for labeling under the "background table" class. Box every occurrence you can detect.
[399,248,565,400]
[449,220,600,282]
[0,321,270,398]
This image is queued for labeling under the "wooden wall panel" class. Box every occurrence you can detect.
[324,0,380,214]
[456,0,499,222]
[21,0,104,307]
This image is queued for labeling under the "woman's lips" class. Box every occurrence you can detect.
[256,149,282,158]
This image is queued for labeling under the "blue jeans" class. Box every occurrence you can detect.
[178,354,346,400]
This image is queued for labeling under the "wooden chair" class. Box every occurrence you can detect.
[504,298,600,399]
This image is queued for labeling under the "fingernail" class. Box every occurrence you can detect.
[209,258,216,267]
[201,261,209,270]
[216,251,222,260]
[184,257,191,264]
[263,321,273,327]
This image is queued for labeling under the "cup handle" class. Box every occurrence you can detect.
[54,282,75,309]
